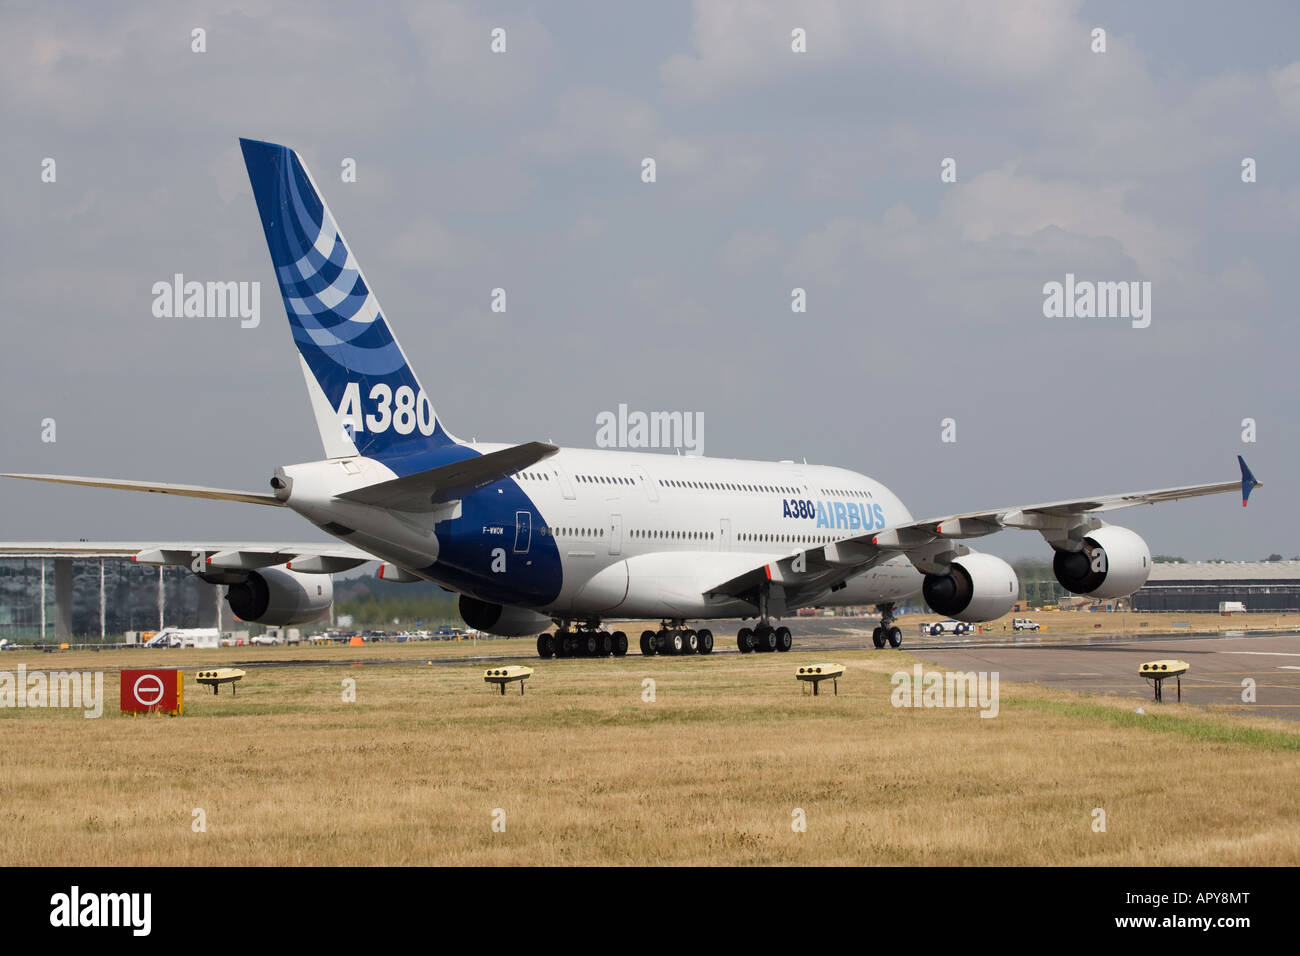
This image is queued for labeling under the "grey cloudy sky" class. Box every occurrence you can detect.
[1,0,1295,562]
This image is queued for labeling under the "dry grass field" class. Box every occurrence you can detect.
[1,639,1298,866]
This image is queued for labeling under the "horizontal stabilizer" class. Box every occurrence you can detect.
[337,442,559,512]
[1,474,283,507]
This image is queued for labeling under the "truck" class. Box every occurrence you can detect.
[144,627,219,649]
[1218,601,1246,615]
[922,619,974,636]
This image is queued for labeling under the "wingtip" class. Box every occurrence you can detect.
[1237,455,1260,506]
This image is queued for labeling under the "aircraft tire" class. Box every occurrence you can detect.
[775,626,792,652]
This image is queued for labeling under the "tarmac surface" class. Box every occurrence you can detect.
[908,632,1300,721]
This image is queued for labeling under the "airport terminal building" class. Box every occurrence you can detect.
[0,556,224,643]
[1132,561,1300,613]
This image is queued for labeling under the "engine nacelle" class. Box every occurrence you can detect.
[226,567,333,626]
[921,552,1019,623]
[1052,525,1150,599]
[459,595,551,637]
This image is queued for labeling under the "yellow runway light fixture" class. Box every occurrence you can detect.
[484,666,533,696]
[195,668,246,696]
[1139,660,1188,703]
[796,663,845,696]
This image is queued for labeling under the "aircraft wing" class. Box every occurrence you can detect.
[0,541,375,573]
[706,457,1262,607]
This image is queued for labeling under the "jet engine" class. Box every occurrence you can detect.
[921,552,1019,623]
[459,595,552,637]
[225,567,333,626]
[1052,525,1150,599]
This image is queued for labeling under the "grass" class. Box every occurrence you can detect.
[0,644,1297,865]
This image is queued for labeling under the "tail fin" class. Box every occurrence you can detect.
[239,138,458,461]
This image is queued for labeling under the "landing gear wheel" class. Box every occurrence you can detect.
[612,631,628,656]
[553,630,569,657]
[697,629,714,655]
[775,626,792,652]
[683,630,699,655]
[667,630,684,655]
[872,626,886,649]
[537,633,554,658]
[738,627,754,653]
[755,625,777,653]
[887,626,902,648]
[584,633,599,656]
[598,632,614,657]
[640,631,656,656]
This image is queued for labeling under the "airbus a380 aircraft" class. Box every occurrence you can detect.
[1,139,1263,658]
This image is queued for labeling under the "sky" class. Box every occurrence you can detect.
[0,0,1296,563]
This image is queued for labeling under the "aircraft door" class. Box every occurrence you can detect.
[719,517,732,552]
[554,466,576,500]
[631,465,658,501]
[608,514,623,555]
[514,511,532,553]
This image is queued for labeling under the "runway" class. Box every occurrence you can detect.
[908,632,1300,721]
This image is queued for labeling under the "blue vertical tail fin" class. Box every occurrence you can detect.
[240,138,458,462]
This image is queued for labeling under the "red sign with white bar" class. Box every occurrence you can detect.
[120,669,183,715]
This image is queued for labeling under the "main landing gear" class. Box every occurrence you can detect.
[871,603,903,649]
[639,621,715,657]
[737,621,792,654]
[536,623,629,659]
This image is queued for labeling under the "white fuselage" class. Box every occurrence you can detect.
[281,444,925,622]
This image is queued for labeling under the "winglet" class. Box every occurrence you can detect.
[1238,455,1260,507]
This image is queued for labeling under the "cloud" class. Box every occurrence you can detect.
[940,165,1191,279]
[661,0,1088,100]
[1269,61,1300,122]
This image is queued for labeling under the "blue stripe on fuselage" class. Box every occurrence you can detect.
[380,443,562,608]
